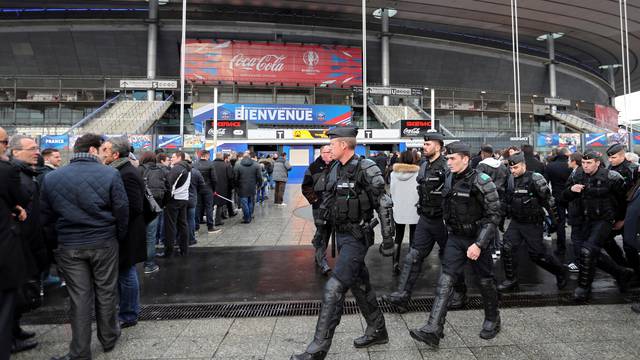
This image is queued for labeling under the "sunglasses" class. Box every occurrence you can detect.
[0,140,7,145]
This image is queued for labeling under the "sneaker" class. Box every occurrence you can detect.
[208,228,222,234]
[567,262,579,273]
[543,235,552,241]
[144,264,160,274]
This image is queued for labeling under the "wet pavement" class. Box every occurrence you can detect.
[20,185,640,359]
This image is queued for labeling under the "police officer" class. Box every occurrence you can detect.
[291,127,395,360]
[476,145,509,253]
[498,152,567,292]
[602,143,640,274]
[409,141,502,349]
[301,145,334,275]
[562,150,632,302]
[383,132,453,313]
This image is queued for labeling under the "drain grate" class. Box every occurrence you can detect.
[22,290,640,325]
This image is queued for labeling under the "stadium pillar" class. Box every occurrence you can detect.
[538,32,564,133]
[147,0,159,101]
[381,9,390,106]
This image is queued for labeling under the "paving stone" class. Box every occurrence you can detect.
[519,342,581,360]
[369,349,423,360]
[418,347,476,360]
[161,334,225,358]
[469,344,529,359]
[228,317,277,335]
[214,334,271,358]
[566,340,638,360]
[181,318,234,337]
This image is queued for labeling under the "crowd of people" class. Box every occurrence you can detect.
[0,126,290,360]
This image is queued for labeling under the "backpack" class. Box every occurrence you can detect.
[143,165,168,203]
[264,161,274,175]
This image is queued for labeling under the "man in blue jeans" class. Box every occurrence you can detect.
[101,137,147,329]
[234,151,262,223]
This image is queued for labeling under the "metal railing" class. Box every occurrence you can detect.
[63,94,121,135]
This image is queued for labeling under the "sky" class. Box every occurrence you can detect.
[615,91,640,124]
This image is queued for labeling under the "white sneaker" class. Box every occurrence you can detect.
[567,262,579,273]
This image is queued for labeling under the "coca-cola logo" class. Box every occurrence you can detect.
[230,53,286,72]
[403,128,422,136]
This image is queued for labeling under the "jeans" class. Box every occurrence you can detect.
[240,196,255,222]
[257,184,267,203]
[118,266,140,324]
[164,199,189,256]
[54,243,119,360]
[187,207,196,244]
[145,214,159,268]
[274,181,286,204]
[156,211,165,246]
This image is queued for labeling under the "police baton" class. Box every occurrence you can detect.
[214,192,234,203]
[331,228,336,258]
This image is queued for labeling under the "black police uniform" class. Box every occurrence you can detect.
[562,151,632,301]
[602,143,640,273]
[383,133,459,312]
[410,141,502,349]
[291,127,395,360]
[498,152,566,292]
[563,168,587,264]
[301,156,335,274]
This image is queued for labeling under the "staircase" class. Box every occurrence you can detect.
[78,99,172,135]
[552,111,610,133]
[368,102,421,128]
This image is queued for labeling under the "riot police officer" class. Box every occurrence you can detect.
[498,152,567,292]
[291,127,395,360]
[409,141,502,349]
[383,132,457,312]
[562,150,632,302]
[301,145,334,275]
[602,143,640,274]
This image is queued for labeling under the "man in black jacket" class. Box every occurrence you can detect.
[544,147,572,255]
[8,135,48,355]
[212,152,236,224]
[522,144,545,175]
[162,151,192,257]
[0,127,30,360]
[196,150,219,232]
[301,145,334,275]
[234,152,262,224]
[101,137,147,329]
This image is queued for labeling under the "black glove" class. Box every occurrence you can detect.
[314,216,326,227]
[379,239,395,257]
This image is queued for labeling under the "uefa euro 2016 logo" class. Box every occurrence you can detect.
[302,51,320,73]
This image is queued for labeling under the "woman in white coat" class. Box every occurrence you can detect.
[389,150,421,274]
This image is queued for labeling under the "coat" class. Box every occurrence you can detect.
[212,158,233,205]
[115,160,147,270]
[41,154,129,248]
[234,157,262,197]
[189,167,206,209]
[301,156,332,209]
[0,160,29,290]
[544,155,572,201]
[272,158,292,182]
[389,163,420,225]
[196,159,217,193]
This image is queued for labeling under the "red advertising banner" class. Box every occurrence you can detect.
[595,104,619,131]
[185,40,362,87]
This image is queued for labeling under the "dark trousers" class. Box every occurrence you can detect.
[164,199,189,256]
[570,224,585,263]
[274,181,286,204]
[196,192,214,230]
[54,243,120,360]
[312,208,331,251]
[581,220,613,253]
[413,216,448,259]
[0,289,16,360]
[555,200,568,253]
[394,223,417,246]
[503,221,550,259]
[442,233,494,281]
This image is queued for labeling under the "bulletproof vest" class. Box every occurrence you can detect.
[507,172,544,223]
[442,170,484,236]
[417,156,447,218]
[581,168,616,221]
[329,157,373,225]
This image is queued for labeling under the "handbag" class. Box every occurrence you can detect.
[143,184,163,223]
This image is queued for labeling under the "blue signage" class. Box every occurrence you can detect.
[41,135,69,150]
[157,135,183,149]
[193,103,352,133]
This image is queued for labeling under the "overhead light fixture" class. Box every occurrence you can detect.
[373,8,397,19]
[536,32,564,41]
[598,64,623,70]
[146,0,169,5]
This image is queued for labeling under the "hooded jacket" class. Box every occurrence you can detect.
[476,157,509,195]
[272,157,292,182]
[390,163,420,224]
[234,157,263,197]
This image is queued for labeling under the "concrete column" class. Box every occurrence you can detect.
[147,0,159,101]
[607,67,616,93]
[381,9,390,106]
[547,34,557,132]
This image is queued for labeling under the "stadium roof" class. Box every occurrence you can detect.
[1,0,638,92]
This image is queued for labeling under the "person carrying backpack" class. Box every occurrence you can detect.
[138,152,169,273]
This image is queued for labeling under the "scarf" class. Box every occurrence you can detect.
[109,157,130,170]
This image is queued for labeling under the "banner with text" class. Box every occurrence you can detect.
[204,120,248,139]
[400,120,439,138]
[185,40,362,87]
[40,135,69,150]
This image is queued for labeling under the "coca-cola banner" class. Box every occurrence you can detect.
[400,120,440,138]
[204,120,248,139]
[192,103,351,133]
[595,104,619,131]
[185,40,362,87]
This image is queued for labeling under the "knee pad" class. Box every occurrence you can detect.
[405,248,421,264]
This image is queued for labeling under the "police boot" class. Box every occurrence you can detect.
[622,244,640,280]
[532,255,567,289]
[573,248,596,302]
[478,278,501,340]
[448,275,467,310]
[497,245,519,292]
[409,272,455,349]
[597,253,634,293]
[383,248,421,313]
[351,281,388,348]
[292,277,346,360]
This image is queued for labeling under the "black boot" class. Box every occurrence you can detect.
[497,245,519,291]
[478,278,501,340]
[632,303,640,314]
[597,252,634,293]
[11,338,38,354]
[14,325,36,341]
[409,272,455,349]
[448,275,467,310]
[291,277,346,360]
[383,248,422,313]
[574,247,596,302]
[351,280,388,348]
[533,255,567,289]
